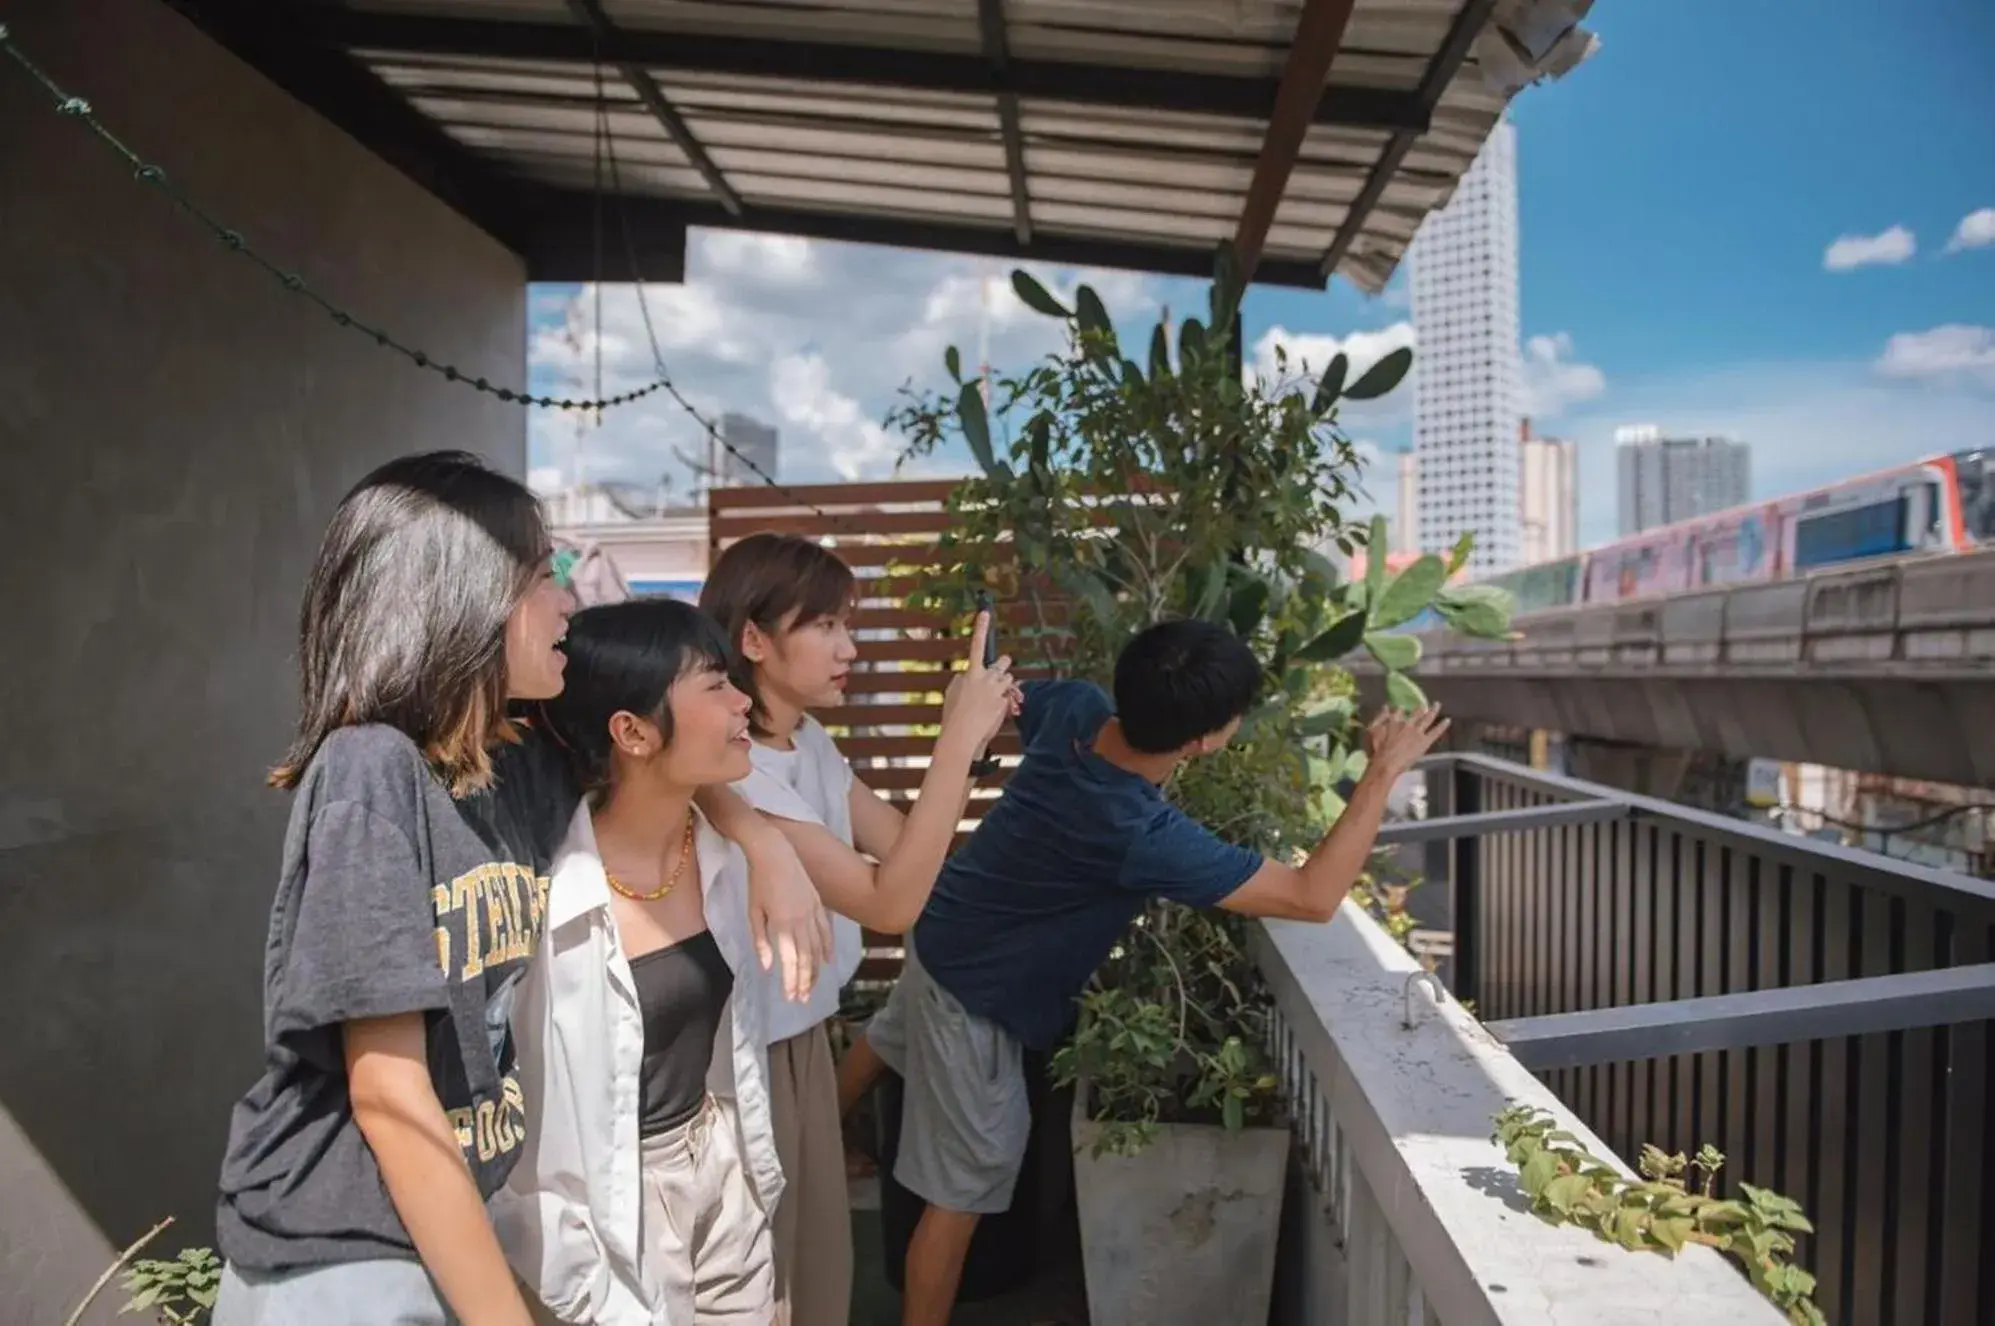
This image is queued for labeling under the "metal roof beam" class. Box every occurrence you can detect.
[562,0,742,217]
[1233,0,1359,282]
[977,0,1032,246]
[597,194,1329,289]
[1318,0,1494,282]
[313,11,1431,134]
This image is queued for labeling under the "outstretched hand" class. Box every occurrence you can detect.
[1364,704,1450,781]
[941,607,1023,747]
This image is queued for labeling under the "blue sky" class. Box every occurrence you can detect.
[530,0,1995,553]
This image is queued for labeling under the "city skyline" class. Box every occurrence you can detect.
[1614,425,1752,537]
[527,2,1994,554]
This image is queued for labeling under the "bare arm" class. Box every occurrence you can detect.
[768,726,985,934]
[1221,707,1449,923]
[778,611,1017,933]
[345,1015,534,1326]
[847,777,909,861]
[694,783,833,1003]
[846,745,986,865]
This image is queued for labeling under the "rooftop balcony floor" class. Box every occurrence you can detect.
[848,1177,1089,1326]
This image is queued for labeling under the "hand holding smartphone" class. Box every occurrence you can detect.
[969,589,1002,777]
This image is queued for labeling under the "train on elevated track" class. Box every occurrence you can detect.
[1482,447,1995,615]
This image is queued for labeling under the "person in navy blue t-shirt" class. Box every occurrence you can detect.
[837,618,1450,1326]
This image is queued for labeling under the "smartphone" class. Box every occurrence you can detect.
[970,590,1001,777]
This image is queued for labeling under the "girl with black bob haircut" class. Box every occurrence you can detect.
[494,598,788,1325]
[213,450,575,1326]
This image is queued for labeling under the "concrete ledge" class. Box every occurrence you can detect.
[1252,909,1786,1326]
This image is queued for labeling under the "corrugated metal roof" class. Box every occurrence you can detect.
[199,0,1600,290]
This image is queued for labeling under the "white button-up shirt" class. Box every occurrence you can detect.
[493,803,784,1326]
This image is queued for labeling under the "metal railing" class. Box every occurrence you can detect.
[1413,753,1995,1326]
[1253,907,1782,1325]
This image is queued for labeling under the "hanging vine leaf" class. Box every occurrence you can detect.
[1193,559,1229,621]
[1227,573,1270,638]
[1209,240,1244,332]
[1435,583,1516,638]
[1385,670,1428,711]
[1344,346,1414,400]
[1445,529,1475,577]
[1365,631,1422,670]
[1026,410,1053,476]
[1364,514,1390,604]
[1310,352,1350,415]
[1179,317,1208,364]
[1372,554,1447,630]
[1148,322,1173,379]
[1054,564,1120,637]
[956,381,997,476]
[1297,700,1354,737]
[1299,547,1342,593]
[945,345,963,383]
[1012,269,1071,319]
[1296,609,1368,661]
[1076,285,1116,358]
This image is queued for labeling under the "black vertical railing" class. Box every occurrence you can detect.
[1422,753,1995,1326]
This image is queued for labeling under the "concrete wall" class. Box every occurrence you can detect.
[0,1,525,1319]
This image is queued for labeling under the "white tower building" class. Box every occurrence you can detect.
[1408,119,1522,573]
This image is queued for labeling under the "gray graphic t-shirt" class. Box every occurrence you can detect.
[215,725,555,1271]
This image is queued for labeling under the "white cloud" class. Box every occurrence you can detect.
[1875,324,1995,386]
[1250,321,1418,430]
[1823,224,1917,272]
[1945,208,1995,254]
[767,352,900,480]
[1520,331,1607,419]
[1253,321,1416,384]
[527,230,1203,492]
[699,232,818,285]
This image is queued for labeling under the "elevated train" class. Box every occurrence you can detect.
[1483,447,1995,615]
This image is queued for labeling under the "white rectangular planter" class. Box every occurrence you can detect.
[1071,1089,1290,1326]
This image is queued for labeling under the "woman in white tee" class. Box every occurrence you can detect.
[700,533,1017,1326]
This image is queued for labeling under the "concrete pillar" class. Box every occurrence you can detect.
[1564,738,1696,801]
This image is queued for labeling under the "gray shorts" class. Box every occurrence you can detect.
[214,1259,454,1325]
[864,942,1030,1215]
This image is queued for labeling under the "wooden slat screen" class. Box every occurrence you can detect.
[710,479,1066,982]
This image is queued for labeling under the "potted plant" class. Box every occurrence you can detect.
[889,246,1514,1324]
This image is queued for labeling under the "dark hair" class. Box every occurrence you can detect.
[272,450,552,795]
[698,532,857,735]
[538,599,734,796]
[1113,619,1264,754]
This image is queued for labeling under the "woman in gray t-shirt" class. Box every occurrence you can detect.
[211,451,576,1326]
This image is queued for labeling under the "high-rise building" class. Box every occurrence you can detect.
[1392,450,1421,555]
[1614,425,1750,536]
[1519,421,1578,563]
[718,412,780,486]
[1409,119,1522,574]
